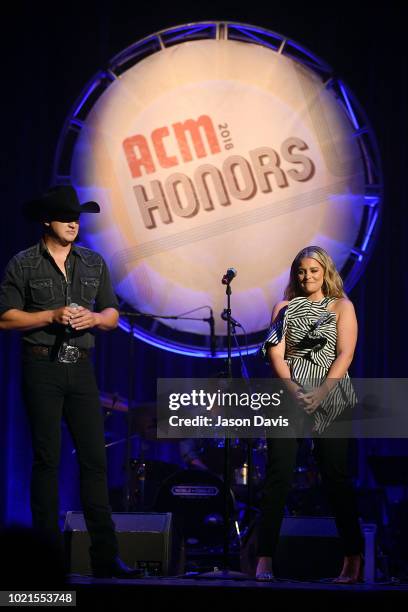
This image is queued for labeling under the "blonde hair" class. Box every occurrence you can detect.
[284,245,345,300]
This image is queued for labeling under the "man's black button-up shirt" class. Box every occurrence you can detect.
[0,239,120,348]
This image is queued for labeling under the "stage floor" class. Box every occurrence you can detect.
[68,573,408,608]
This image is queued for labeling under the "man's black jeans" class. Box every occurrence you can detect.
[257,437,364,557]
[21,348,118,569]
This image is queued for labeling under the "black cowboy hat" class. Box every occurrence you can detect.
[23,185,100,222]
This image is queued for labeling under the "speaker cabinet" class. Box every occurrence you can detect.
[275,517,343,579]
[64,511,184,576]
[241,516,343,579]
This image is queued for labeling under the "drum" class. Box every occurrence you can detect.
[153,469,235,548]
[58,22,381,358]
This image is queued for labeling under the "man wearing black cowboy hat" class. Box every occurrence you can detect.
[0,185,142,579]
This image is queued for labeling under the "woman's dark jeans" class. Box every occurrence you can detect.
[257,437,364,557]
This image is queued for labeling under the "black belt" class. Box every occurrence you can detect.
[24,345,90,360]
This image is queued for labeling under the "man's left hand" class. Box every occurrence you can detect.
[69,307,99,331]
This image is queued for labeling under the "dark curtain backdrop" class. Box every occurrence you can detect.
[1,1,407,526]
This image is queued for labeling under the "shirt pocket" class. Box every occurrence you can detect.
[29,278,55,305]
[80,277,100,304]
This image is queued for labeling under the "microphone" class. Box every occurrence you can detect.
[221,268,237,285]
[66,302,79,334]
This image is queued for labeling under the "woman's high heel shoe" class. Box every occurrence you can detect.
[256,571,276,582]
[333,554,364,584]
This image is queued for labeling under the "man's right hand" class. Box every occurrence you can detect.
[51,306,78,326]
[0,307,73,332]
[0,305,109,332]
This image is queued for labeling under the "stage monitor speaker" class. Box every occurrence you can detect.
[64,511,184,576]
[241,516,343,579]
[274,516,343,579]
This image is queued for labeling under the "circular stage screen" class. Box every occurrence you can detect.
[55,22,382,357]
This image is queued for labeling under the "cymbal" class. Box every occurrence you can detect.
[100,393,159,437]
[100,392,129,413]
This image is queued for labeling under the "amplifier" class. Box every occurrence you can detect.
[275,517,343,578]
[64,511,184,576]
[241,516,375,580]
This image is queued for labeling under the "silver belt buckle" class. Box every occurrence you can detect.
[58,343,80,363]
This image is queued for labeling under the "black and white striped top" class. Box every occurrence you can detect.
[260,296,356,433]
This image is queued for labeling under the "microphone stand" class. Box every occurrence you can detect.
[197,276,249,580]
[228,319,255,534]
[119,308,216,511]
[223,280,233,566]
[220,310,256,526]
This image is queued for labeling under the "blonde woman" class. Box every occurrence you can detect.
[256,246,364,583]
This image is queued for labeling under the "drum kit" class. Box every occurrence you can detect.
[100,392,325,551]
